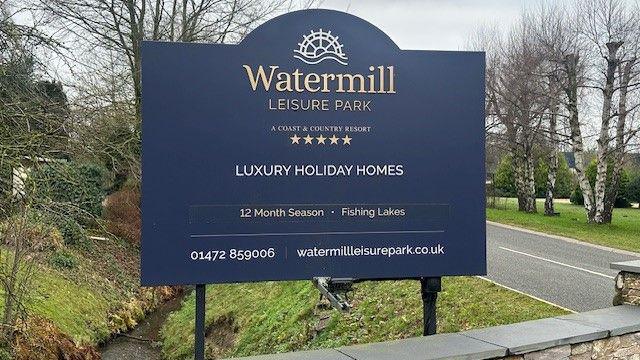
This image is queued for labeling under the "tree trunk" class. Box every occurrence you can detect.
[513,154,528,211]
[594,42,622,224]
[563,54,596,222]
[514,148,537,213]
[544,154,558,215]
[523,152,537,213]
[545,97,559,216]
[602,59,634,223]
[544,146,558,216]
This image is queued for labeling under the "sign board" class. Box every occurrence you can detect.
[141,9,486,286]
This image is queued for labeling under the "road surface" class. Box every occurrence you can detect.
[486,222,639,312]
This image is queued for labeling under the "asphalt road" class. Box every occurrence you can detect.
[486,222,639,312]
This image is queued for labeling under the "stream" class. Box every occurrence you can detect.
[100,294,185,360]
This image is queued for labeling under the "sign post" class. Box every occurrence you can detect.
[141,9,485,357]
[194,285,206,360]
[421,277,441,336]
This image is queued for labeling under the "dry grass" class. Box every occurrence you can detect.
[104,187,140,245]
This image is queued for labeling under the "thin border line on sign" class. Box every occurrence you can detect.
[190,230,445,238]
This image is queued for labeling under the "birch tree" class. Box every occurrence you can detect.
[577,0,640,223]
[531,3,581,216]
[544,71,561,216]
[602,37,640,222]
[485,19,550,213]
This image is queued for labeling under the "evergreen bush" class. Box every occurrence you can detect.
[627,173,640,205]
[28,162,107,223]
[49,249,78,269]
[493,155,574,198]
[570,161,631,208]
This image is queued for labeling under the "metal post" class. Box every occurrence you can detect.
[195,284,206,360]
[420,277,441,336]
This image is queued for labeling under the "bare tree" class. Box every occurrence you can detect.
[34,0,317,187]
[36,0,316,120]
[521,0,640,223]
[576,0,640,223]
[602,32,640,222]
[485,18,551,213]
[531,2,581,216]
[544,71,561,216]
[0,210,42,344]
[0,0,66,344]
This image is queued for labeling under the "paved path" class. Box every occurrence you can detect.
[486,222,639,312]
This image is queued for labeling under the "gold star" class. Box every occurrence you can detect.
[303,134,314,144]
[316,134,326,144]
[290,134,301,144]
[342,135,352,145]
[329,134,339,144]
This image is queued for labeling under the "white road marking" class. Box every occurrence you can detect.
[477,276,577,313]
[499,246,615,279]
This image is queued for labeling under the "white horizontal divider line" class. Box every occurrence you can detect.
[191,230,445,238]
[499,246,615,279]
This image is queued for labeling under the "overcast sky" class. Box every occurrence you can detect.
[317,0,528,50]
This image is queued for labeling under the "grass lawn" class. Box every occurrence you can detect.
[0,254,113,344]
[161,277,568,359]
[0,235,142,346]
[487,198,640,253]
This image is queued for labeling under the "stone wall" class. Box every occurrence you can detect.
[501,332,640,360]
[615,271,640,306]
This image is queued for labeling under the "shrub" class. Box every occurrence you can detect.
[493,156,516,197]
[494,155,575,198]
[49,249,78,269]
[627,173,640,204]
[28,162,107,222]
[56,217,88,248]
[570,186,584,205]
[0,212,63,252]
[615,197,632,208]
[104,186,140,244]
[569,161,630,208]
[534,156,574,198]
[570,186,631,208]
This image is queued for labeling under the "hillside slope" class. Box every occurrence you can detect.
[0,234,175,359]
[161,277,568,359]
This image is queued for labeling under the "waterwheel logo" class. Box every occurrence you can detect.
[294,29,348,66]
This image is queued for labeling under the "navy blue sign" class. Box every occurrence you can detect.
[141,9,485,285]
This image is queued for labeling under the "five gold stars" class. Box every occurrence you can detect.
[289,134,353,145]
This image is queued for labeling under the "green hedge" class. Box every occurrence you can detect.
[28,162,106,220]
